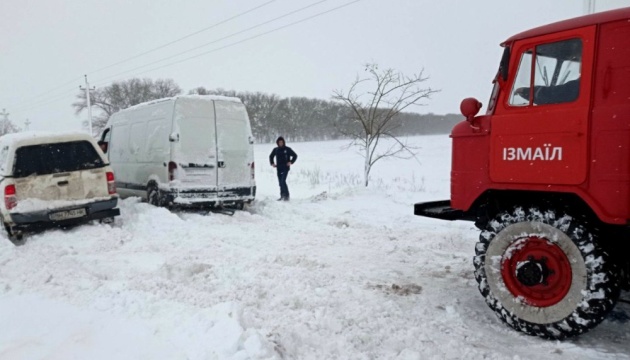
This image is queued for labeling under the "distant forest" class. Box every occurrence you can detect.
[190,87,461,143]
[71,79,462,143]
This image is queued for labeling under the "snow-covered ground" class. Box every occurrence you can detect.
[0,135,628,360]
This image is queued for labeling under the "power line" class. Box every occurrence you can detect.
[88,0,278,76]
[8,1,276,110]
[92,0,331,87]
[125,0,363,79]
[11,89,77,114]
[9,77,81,109]
[14,0,364,114]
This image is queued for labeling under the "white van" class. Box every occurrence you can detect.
[0,132,120,242]
[100,95,256,208]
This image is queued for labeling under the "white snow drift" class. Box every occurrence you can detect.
[0,136,627,359]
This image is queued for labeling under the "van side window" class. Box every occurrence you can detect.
[511,38,582,107]
[509,50,533,106]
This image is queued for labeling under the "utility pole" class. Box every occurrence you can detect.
[0,109,8,122]
[24,119,31,131]
[585,0,596,14]
[79,75,96,135]
[0,109,9,136]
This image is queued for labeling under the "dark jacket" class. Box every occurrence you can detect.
[269,137,297,171]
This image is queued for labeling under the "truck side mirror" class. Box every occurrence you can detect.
[169,133,180,142]
[500,46,511,82]
[460,98,483,122]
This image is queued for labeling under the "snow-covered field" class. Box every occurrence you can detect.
[0,135,628,360]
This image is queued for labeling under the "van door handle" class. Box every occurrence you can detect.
[218,161,226,168]
[57,181,69,186]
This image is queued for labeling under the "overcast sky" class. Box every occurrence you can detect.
[1,0,628,132]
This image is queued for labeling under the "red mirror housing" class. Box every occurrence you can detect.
[460,98,483,122]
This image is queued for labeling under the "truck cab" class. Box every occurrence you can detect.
[416,8,630,339]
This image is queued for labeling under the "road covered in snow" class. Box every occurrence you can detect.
[0,136,628,359]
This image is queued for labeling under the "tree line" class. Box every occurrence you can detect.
[73,78,460,143]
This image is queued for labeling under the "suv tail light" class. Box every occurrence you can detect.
[4,184,17,210]
[168,162,177,181]
[106,172,117,195]
[250,162,255,180]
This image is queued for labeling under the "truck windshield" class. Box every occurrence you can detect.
[14,141,104,178]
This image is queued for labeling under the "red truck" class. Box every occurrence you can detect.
[415,8,630,339]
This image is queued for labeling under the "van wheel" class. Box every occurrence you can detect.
[147,184,163,207]
[474,207,620,339]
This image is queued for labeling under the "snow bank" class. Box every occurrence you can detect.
[0,136,627,359]
[0,295,277,360]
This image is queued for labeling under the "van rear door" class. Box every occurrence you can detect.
[13,141,110,203]
[173,98,218,189]
[214,100,254,191]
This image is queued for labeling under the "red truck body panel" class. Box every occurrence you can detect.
[451,8,630,225]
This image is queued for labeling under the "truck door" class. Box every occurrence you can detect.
[214,100,254,193]
[490,27,596,185]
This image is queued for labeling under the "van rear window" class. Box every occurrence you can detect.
[14,141,104,178]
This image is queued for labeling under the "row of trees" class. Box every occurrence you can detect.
[72,78,182,132]
[72,65,457,185]
[189,86,458,143]
[73,77,458,143]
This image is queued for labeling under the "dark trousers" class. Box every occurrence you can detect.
[277,169,290,199]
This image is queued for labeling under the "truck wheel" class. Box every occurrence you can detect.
[147,184,162,207]
[474,207,620,339]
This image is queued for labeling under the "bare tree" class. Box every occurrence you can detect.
[73,78,181,134]
[0,120,20,136]
[333,64,438,186]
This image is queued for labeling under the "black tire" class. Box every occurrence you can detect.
[147,183,162,207]
[474,207,620,339]
[99,217,115,225]
[4,222,24,246]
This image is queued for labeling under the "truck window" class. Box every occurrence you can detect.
[509,50,533,106]
[533,39,582,105]
[13,141,105,178]
[510,39,582,107]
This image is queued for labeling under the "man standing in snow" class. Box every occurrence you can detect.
[269,136,297,201]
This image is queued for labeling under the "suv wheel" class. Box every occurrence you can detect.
[4,222,24,246]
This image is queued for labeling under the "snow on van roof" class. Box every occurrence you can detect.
[0,131,94,148]
[122,95,242,112]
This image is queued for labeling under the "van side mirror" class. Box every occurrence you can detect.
[98,141,108,153]
[460,98,482,122]
[169,133,180,142]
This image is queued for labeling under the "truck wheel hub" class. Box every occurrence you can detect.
[515,259,549,287]
[501,236,572,307]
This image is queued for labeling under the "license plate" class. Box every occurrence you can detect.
[49,208,87,221]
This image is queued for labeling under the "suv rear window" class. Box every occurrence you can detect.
[14,141,104,178]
